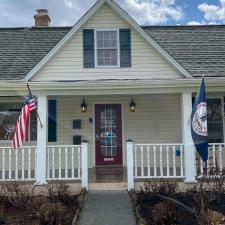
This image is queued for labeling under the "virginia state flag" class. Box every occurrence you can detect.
[191,77,208,161]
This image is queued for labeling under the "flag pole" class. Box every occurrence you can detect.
[26,83,43,128]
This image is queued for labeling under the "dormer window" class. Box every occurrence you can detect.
[95,30,119,67]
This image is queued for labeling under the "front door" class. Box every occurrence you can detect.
[95,104,122,165]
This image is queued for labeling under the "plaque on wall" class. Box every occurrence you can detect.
[73,119,81,129]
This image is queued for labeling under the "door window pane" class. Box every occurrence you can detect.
[99,107,117,157]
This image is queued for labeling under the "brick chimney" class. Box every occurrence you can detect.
[34,9,51,27]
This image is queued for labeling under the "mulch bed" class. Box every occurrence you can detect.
[136,192,198,225]
[132,190,225,225]
[0,195,79,225]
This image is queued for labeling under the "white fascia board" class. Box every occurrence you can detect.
[24,0,106,81]
[24,0,192,82]
[107,0,192,78]
[2,78,225,91]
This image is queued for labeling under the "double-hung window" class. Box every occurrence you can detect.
[83,29,131,68]
[95,30,118,67]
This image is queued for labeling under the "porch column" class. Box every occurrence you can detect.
[126,140,134,190]
[36,95,48,184]
[81,141,88,190]
[181,93,196,182]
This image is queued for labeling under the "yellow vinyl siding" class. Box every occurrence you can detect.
[54,94,182,167]
[32,3,183,81]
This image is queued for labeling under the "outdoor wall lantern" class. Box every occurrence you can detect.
[80,98,87,112]
[129,98,136,112]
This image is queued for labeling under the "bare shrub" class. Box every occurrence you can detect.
[46,182,72,205]
[207,167,225,204]
[30,195,48,215]
[46,182,58,203]
[192,181,209,225]
[207,210,225,225]
[152,202,180,225]
[38,202,63,225]
[142,179,178,199]
[0,181,36,209]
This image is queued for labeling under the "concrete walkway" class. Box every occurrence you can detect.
[79,191,136,225]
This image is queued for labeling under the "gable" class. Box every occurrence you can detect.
[31,2,186,82]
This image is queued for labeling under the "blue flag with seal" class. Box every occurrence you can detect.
[191,77,208,161]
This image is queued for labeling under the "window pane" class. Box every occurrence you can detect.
[110,31,117,40]
[104,50,110,58]
[97,31,103,39]
[97,40,103,48]
[98,57,104,65]
[111,58,117,65]
[97,49,104,57]
[105,57,110,65]
[110,49,117,58]
[104,40,110,48]
[111,40,117,48]
[104,31,110,39]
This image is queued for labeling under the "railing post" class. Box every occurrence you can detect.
[181,93,196,183]
[36,95,47,184]
[127,139,134,190]
[81,141,88,191]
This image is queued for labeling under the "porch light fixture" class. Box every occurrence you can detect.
[80,98,87,112]
[129,98,136,112]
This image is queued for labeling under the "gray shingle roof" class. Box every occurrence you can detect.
[142,25,225,78]
[0,25,225,80]
[0,27,71,80]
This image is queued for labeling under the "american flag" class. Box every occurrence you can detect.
[12,85,37,150]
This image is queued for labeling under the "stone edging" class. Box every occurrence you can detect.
[72,188,87,225]
[129,189,147,225]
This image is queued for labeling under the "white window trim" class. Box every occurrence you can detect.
[94,28,120,68]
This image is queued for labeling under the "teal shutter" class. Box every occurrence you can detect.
[48,100,56,142]
[120,29,131,67]
[83,29,94,68]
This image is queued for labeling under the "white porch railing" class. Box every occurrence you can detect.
[133,143,184,178]
[0,142,88,189]
[0,146,36,181]
[47,145,82,180]
[197,143,225,176]
[127,141,184,190]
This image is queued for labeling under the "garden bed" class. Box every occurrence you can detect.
[0,181,86,225]
[130,172,225,225]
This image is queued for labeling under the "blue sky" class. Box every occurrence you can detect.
[0,0,224,27]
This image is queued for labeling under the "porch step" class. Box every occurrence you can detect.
[88,182,127,191]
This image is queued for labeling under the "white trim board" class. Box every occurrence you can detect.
[24,0,192,81]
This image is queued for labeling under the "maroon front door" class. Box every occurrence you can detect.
[95,104,122,165]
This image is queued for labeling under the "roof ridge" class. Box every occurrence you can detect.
[0,26,72,31]
[142,24,225,29]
